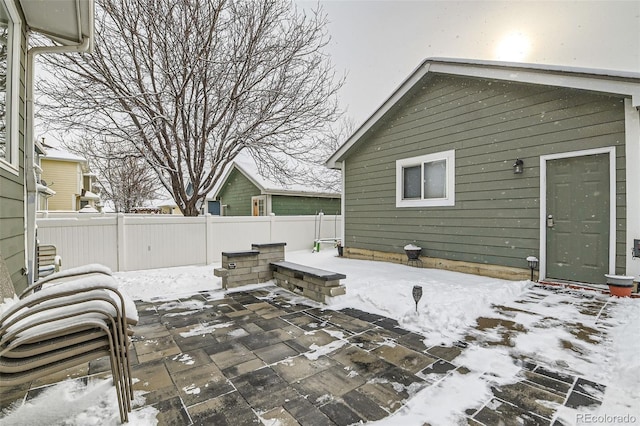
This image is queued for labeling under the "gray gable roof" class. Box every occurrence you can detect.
[326,57,640,169]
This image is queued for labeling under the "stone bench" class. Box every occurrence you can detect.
[270,261,346,303]
[214,243,285,289]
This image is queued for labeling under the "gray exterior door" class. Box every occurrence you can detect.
[546,153,610,284]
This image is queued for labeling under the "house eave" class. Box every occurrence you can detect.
[326,57,640,168]
[19,0,95,49]
[262,189,340,198]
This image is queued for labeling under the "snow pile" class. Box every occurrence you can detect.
[0,379,157,426]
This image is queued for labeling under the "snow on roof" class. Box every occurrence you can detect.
[78,205,99,213]
[42,147,87,163]
[213,152,341,199]
[155,198,177,208]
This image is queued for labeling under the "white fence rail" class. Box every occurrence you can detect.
[36,214,342,272]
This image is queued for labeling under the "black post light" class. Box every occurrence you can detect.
[412,285,423,312]
[526,256,539,281]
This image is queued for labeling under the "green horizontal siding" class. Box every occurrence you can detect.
[344,74,627,272]
[0,21,27,295]
[218,168,260,216]
[272,195,341,216]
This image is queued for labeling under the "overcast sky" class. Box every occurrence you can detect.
[296,0,640,126]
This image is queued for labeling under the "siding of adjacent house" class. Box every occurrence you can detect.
[272,195,341,216]
[218,168,259,216]
[41,159,82,210]
[343,74,627,273]
[0,163,26,292]
[218,167,343,216]
[0,21,27,294]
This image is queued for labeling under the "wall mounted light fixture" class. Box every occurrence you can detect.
[513,158,524,174]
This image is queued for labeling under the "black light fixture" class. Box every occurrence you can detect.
[513,158,524,174]
[526,256,538,281]
[412,285,423,313]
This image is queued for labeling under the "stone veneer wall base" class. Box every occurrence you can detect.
[344,247,531,281]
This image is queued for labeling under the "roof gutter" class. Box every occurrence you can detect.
[24,2,93,284]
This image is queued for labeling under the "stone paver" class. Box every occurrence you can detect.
[0,284,615,425]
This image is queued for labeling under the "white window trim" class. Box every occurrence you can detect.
[251,195,267,216]
[396,149,455,207]
[538,146,616,281]
[0,0,21,174]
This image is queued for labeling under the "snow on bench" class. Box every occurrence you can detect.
[270,261,346,303]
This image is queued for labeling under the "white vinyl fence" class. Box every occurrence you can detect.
[36,213,342,272]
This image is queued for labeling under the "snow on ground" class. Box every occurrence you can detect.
[0,378,158,426]
[286,250,530,347]
[3,249,639,425]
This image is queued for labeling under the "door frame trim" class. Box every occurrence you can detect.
[539,146,616,281]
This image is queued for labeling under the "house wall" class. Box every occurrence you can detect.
[218,168,259,216]
[343,74,627,273]
[0,12,27,293]
[272,195,341,216]
[0,148,26,292]
[159,206,181,215]
[41,159,82,210]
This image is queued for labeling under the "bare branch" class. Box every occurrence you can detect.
[36,0,344,215]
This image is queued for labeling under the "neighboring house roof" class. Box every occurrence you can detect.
[326,57,640,168]
[155,199,178,208]
[42,147,87,163]
[78,205,99,213]
[79,190,100,201]
[213,154,341,199]
[36,183,55,197]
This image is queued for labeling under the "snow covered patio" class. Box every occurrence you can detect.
[1,250,638,425]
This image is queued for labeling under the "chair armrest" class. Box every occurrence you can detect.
[20,264,113,298]
[3,277,138,335]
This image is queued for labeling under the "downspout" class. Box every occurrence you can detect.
[24,27,92,283]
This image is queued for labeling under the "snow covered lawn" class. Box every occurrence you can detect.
[2,249,638,425]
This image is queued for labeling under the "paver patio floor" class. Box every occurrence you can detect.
[1,284,614,425]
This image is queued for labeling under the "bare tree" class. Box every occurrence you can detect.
[36,0,343,215]
[268,115,355,193]
[64,135,159,213]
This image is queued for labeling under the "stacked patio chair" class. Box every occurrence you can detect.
[35,243,62,280]
[0,263,138,424]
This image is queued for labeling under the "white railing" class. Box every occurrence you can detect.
[36,213,342,272]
